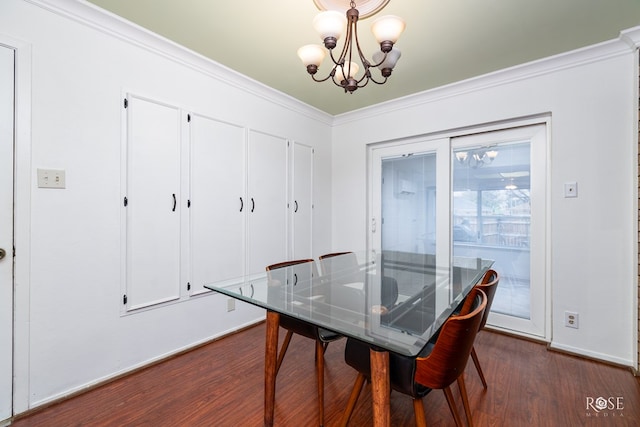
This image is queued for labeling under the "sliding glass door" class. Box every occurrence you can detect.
[369,123,548,339]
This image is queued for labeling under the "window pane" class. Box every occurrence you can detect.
[452,141,531,319]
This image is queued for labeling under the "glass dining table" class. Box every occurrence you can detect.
[205,251,493,427]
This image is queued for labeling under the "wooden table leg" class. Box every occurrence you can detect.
[265,311,280,427]
[369,347,390,427]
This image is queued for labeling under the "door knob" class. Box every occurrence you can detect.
[0,248,5,260]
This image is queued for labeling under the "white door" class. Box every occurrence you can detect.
[291,142,313,259]
[123,95,182,311]
[0,44,14,422]
[189,115,245,293]
[247,130,288,275]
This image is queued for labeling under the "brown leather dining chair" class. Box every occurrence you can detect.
[340,287,487,427]
[465,268,499,388]
[265,259,342,427]
[428,268,500,389]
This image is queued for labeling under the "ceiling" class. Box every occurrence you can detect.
[85,0,640,116]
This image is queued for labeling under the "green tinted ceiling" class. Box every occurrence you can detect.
[87,0,640,115]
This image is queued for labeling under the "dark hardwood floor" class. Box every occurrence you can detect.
[11,323,640,426]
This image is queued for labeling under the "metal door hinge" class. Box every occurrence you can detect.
[123,196,128,207]
[187,282,191,291]
[123,294,127,305]
[124,98,128,109]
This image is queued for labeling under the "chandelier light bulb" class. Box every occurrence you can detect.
[298,44,326,67]
[373,49,401,77]
[313,10,346,48]
[371,15,406,49]
[336,61,360,82]
[455,151,468,163]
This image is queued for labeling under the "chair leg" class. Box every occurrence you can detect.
[470,346,487,388]
[442,386,464,427]
[316,339,325,426]
[339,373,366,427]
[457,375,473,427]
[275,330,293,376]
[412,397,427,427]
[316,341,330,360]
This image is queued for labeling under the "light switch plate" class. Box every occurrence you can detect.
[37,169,66,189]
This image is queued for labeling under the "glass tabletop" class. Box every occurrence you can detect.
[205,251,493,356]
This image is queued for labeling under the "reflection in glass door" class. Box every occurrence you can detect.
[380,152,436,255]
[370,138,452,315]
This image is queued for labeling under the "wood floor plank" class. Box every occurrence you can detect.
[11,325,640,426]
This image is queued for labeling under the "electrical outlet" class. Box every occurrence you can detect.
[565,311,579,329]
[227,298,235,312]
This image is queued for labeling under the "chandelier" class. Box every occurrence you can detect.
[297,1,406,93]
[455,148,499,168]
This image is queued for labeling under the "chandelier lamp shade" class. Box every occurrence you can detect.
[297,1,406,93]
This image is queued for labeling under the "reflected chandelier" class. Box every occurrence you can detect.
[297,1,406,93]
[455,148,499,169]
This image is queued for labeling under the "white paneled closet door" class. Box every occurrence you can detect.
[189,115,245,294]
[246,130,288,276]
[123,95,182,311]
[0,44,14,423]
[292,142,313,260]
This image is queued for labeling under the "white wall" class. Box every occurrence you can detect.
[331,33,639,366]
[2,0,333,413]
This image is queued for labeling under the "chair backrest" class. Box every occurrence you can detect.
[318,252,360,283]
[458,269,499,328]
[414,287,487,389]
[476,269,499,329]
[266,259,320,288]
[266,258,315,271]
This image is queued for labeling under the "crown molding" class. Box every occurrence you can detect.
[620,26,640,49]
[334,25,640,126]
[23,0,334,125]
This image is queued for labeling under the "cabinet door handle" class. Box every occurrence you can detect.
[251,198,255,212]
[239,197,243,212]
[293,273,298,286]
[294,200,299,213]
[172,193,177,212]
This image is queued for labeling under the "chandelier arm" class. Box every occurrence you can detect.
[369,51,388,68]
[328,49,343,67]
[328,9,354,68]
[352,15,371,70]
[367,75,388,85]
[310,73,336,83]
[356,77,371,89]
